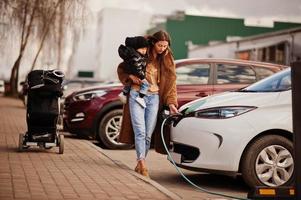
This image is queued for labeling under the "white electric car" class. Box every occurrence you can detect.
[169,68,293,188]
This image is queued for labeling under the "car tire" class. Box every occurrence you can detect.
[98,109,133,149]
[241,135,294,188]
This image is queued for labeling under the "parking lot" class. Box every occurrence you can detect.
[97,146,249,200]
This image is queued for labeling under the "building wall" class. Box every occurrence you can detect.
[65,24,98,80]
[162,15,301,59]
[95,8,152,81]
[189,42,237,59]
[293,33,301,61]
[188,28,301,65]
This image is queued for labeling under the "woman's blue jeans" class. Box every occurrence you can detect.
[129,89,159,160]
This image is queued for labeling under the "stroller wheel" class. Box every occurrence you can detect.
[58,134,64,154]
[18,133,24,152]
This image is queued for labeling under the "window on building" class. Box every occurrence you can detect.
[217,64,256,84]
[257,42,287,64]
[236,41,288,65]
[176,64,210,85]
[275,43,285,64]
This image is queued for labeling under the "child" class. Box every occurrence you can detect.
[118,36,149,108]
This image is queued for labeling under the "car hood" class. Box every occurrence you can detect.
[70,83,122,95]
[180,91,284,114]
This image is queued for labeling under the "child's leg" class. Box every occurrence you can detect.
[119,85,130,104]
[139,79,149,97]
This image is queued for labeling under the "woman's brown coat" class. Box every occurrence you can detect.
[117,56,178,154]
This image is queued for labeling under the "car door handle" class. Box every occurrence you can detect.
[196,92,208,97]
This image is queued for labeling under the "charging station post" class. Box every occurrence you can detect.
[292,61,301,199]
[248,62,300,200]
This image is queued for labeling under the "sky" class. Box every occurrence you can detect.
[88,0,301,26]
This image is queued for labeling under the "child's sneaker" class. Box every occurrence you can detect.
[135,96,146,108]
[118,92,127,104]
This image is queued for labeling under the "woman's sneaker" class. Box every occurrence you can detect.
[135,96,146,108]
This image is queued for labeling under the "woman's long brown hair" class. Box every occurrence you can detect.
[147,30,175,72]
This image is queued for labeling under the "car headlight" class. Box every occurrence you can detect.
[73,90,107,101]
[195,106,257,119]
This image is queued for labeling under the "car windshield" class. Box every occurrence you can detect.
[240,68,291,92]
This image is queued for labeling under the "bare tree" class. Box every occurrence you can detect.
[31,0,63,70]
[0,0,87,96]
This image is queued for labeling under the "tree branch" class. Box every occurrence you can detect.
[31,0,63,70]
[20,0,29,51]
[20,0,38,52]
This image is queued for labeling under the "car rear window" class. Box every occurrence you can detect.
[217,64,256,84]
[176,64,210,85]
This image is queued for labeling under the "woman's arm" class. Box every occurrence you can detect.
[165,58,178,109]
[117,63,142,85]
[117,63,131,85]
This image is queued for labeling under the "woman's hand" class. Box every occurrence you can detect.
[129,75,142,85]
[169,104,178,114]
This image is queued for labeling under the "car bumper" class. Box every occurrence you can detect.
[63,100,101,136]
[169,116,256,172]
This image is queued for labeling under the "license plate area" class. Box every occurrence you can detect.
[168,152,182,164]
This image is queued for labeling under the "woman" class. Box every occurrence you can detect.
[117,30,178,177]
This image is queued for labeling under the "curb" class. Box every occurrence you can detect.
[83,140,182,200]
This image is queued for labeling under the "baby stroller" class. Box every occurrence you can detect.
[18,69,65,154]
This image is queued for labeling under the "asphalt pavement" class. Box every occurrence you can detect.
[97,146,249,200]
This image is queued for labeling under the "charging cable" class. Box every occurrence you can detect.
[160,115,250,200]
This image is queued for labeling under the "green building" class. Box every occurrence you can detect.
[148,14,301,59]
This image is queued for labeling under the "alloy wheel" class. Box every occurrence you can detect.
[255,145,294,187]
[104,115,122,145]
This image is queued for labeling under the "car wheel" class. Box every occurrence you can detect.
[241,135,294,188]
[98,109,132,149]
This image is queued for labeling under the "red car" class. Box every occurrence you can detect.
[63,58,285,149]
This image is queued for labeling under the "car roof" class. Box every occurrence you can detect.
[175,58,288,70]
[69,58,287,96]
